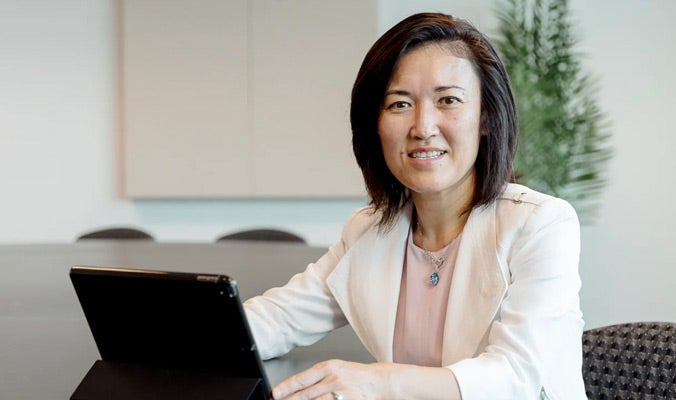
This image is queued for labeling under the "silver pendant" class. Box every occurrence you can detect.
[423,250,444,286]
[429,271,439,286]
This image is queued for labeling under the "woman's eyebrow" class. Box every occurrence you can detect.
[383,89,410,97]
[435,85,466,92]
[384,85,466,96]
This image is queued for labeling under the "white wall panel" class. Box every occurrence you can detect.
[250,0,375,197]
[123,0,374,198]
[123,0,251,197]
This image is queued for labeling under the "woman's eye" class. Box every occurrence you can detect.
[386,101,411,110]
[439,96,460,106]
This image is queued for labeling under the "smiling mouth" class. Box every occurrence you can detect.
[409,150,447,159]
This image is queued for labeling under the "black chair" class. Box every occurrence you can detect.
[582,321,676,400]
[76,227,154,241]
[216,228,306,244]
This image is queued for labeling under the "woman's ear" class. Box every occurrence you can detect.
[479,113,489,136]
[479,123,489,136]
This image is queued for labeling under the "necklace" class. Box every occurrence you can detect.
[416,220,447,286]
[422,249,445,286]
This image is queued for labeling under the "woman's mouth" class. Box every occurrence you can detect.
[409,150,447,159]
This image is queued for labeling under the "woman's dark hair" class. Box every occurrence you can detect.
[351,12,518,229]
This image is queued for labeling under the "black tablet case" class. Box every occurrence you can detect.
[69,266,271,400]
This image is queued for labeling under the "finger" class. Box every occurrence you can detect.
[275,385,339,400]
[272,365,327,399]
[326,391,346,400]
[323,392,341,400]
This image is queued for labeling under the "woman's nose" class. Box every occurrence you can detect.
[410,103,439,140]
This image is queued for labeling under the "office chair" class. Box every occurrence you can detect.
[216,228,306,244]
[582,321,675,399]
[76,227,155,241]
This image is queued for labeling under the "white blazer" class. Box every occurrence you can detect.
[245,184,587,399]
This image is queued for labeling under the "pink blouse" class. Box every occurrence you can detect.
[392,228,462,367]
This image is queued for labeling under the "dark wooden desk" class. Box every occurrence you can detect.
[0,241,373,399]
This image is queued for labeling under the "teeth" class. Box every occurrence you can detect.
[410,151,445,159]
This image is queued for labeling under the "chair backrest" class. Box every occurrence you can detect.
[216,228,306,244]
[77,227,154,241]
[582,321,675,400]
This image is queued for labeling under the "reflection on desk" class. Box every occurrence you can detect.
[0,242,373,399]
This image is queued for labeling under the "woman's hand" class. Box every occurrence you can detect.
[271,359,390,400]
[271,359,461,400]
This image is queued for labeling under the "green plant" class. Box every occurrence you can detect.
[493,0,612,223]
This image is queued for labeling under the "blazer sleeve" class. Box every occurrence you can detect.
[448,197,587,400]
[243,207,373,360]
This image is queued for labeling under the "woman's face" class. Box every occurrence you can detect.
[378,43,482,200]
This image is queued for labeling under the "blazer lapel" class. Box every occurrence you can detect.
[326,204,507,365]
[441,202,508,365]
[326,208,412,362]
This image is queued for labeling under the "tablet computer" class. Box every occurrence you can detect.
[69,265,272,400]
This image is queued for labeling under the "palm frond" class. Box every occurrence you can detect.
[493,0,612,224]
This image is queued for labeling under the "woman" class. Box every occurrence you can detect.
[244,12,587,400]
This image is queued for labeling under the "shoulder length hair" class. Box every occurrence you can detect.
[350,12,518,229]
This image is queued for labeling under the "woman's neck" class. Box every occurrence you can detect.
[411,182,473,252]
[413,206,469,252]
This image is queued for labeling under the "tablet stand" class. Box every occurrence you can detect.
[71,360,268,400]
